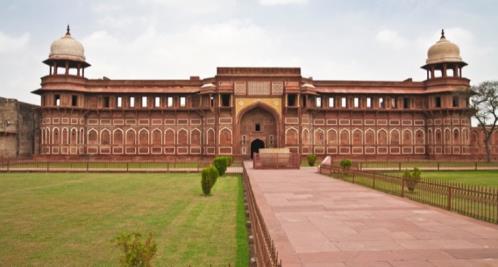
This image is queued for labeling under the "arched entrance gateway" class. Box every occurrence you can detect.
[250,139,265,159]
[238,103,279,158]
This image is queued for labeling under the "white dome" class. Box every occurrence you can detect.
[48,26,86,62]
[426,30,463,65]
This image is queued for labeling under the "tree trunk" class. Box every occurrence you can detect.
[485,136,492,163]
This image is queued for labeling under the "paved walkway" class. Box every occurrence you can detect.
[245,163,498,267]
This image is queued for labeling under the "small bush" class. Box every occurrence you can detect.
[402,170,412,179]
[225,156,233,167]
[340,159,352,171]
[113,232,157,267]
[307,154,317,166]
[412,167,421,180]
[201,165,219,195]
[213,157,228,176]
[404,167,422,192]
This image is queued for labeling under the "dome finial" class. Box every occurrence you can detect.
[66,25,71,35]
[441,29,445,39]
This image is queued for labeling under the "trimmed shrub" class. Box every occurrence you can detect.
[201,165,219,195]
[307,154,317,166]
[225,156,234,167]
[340,159,352,172]
[213,156,228,176]
[113,232,157,267]
[405,167,422,192]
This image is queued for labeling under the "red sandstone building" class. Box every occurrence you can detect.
[33,28,493,160]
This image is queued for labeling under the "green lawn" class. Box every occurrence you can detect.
[331,171,498,223]
[0,173,248,266]
[388,170,498,187]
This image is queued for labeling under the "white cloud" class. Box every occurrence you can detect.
[82,19,291,79]
[375,29,407,49]
[0,32,30,53]
[259,0,308,6]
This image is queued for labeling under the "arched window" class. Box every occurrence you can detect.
[101,130,111,145]
[126,130,136,145]
[139,129,149,145]
[178,129,188,145]
[352,130,362,145]
[402,130,412,145]
[340,130,350,145]
[191,129,201,146]
[327,129,337,145]
[415,130,424,145]
[314,129,325,145]
[302,129,310,145]
[435,129,442,145]
[378,129,388,145]
[62,128,68,145]
[88,129,98,145]
[445,129,451,144]
[53,128,60,144]
[286,128,298,145]
[165,129,175,145]
[365,129,375,145]
[70,128,77,144]
[206,129,215,145]
[220,128,232,145]
[453,129,460,145]
[152,129,162,145]
[113,129,124,145]
[390,129,400,145]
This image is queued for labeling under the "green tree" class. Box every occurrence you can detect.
[471,81,498,162]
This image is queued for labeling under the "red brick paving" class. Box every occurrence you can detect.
[244,162,498,267]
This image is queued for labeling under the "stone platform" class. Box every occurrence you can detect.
[244,162,498,267]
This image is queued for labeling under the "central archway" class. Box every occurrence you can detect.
[238,102,279,158]
[250,139,265,158]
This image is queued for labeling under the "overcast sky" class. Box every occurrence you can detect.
[0,0,497,105]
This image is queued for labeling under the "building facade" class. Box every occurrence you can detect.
[34,28,483,160]
[0,97,39,159]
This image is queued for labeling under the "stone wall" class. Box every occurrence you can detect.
[0,97,39,159]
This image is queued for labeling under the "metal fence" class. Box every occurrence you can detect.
[321,166,498,224]
[253,152,300,169]
[0,159,243,173]
[242,165,282,267]
[353,160,498,171]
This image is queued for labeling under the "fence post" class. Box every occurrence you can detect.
[437,162,440,171]
[126,162,129,172]
[373,174,376,189]
[6,160,9,172]
[86,160,89,172]
[401,178,405,197]
[447,186,452,210]
[47,161,50,172]
[352,173,355,184]
[398,162,401,171]
[475,161,478,171]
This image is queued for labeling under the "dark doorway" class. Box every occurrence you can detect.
[250,139,265,158]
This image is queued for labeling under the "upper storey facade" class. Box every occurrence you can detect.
[33,28,475,160]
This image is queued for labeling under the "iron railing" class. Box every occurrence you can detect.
[242,165,282,267]
[0,159,243,173]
